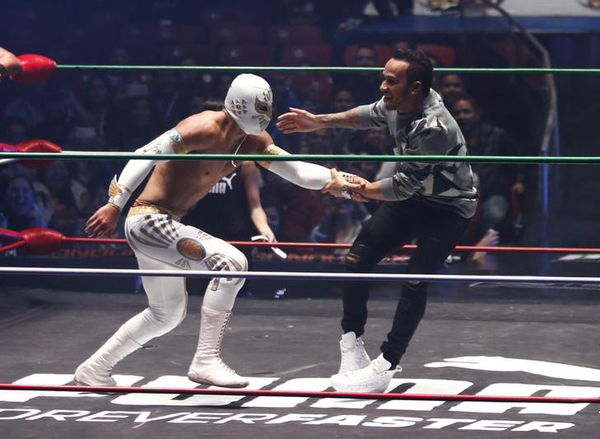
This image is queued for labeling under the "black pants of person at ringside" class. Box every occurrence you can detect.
[342,197,472,368]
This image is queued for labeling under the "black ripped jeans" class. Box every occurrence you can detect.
[342,198,471,368]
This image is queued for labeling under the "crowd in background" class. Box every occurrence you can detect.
[1,0,533,253]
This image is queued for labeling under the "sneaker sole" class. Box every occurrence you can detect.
[330,374,390,393]
[187,374,249,388]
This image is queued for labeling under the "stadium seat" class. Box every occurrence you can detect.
[269,24,323,45]
[416,44,457,67]
[209,23,264,44]
[218,44,272,66]
[281,44,332,66]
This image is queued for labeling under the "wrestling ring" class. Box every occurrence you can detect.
[1,60,599,438]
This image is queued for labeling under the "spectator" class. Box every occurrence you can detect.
[36,161,86,236]
[275,179,325,242]
[311,197,371,249]
[329,88,358,154]
[150,69,181,126]
[37,91,76,145]
[268,75,301,153]
[451,94,525,233]
[299,129,334,162]
[436,73,467,107]
[0,176,47,231]
[108,96,162,148]
[68,74,113,141]
[1,116,30,144]
[336,45,381,103]
[0,117,36,184]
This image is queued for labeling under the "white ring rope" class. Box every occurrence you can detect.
[1,266,599,284]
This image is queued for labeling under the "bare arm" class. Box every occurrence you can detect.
[84,129,186,237]
[276,107,362,134]
[241,161,276,242]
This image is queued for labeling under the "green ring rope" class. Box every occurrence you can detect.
[56,65,600,75]
[2,152,600,164]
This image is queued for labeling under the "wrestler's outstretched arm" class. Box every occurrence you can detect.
[85,130,186,237]
[259,140,402,202]
[276,106,395,201]
[255,140,366,199]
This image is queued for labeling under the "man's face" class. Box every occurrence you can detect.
[355,48,376,67]
[6,178,34,216]
[440,74,464,103]
[452,99,479,133]
[379,59,414,111]
[333,90,355,112]
[307,130,332,154]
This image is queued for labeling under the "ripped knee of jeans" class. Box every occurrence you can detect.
[405,281,427,293]
[344,251,370,273]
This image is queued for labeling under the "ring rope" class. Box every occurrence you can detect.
[0,383,597,403]
[0,241,26,253]
[59,236,600,254]
[4,228,599,255]
[55,65,600,75]
[3,231,599,255]
[1,266,599,285]
[3,151,600,163]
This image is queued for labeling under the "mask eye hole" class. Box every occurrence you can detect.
[255,97,272,117]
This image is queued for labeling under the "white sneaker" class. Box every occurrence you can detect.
[338,332,371,374]
[188,358,249,388]
[73,361,116,387]
[330,354,401,393]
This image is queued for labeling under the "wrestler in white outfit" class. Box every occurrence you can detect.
[74,74,359,388]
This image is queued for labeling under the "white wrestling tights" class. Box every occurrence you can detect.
[121,213,248,345]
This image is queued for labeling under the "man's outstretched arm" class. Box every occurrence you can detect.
[276,107,363,134]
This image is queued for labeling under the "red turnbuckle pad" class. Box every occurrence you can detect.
[16,139,62,168]
[20,228,64,255]
[10,54,57,84]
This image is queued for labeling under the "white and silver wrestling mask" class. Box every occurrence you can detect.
[224,73,273,135]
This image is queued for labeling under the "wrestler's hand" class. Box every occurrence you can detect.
[10,54,57,84]
[321,168,362,199]
[339,171,370,186]
[276,107,320,134]
[338,170,371,202]
[85,203,120,238]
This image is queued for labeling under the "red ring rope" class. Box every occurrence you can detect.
[0,383,597,403]
[1,227,599,254]
[61,236,600,254]
[0,240,26,253]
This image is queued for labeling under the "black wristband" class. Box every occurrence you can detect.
[0,64,6,80]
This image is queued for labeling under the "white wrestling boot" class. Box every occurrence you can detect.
[338,332,371,374]
[187,306,249,388]
[74,331,142,386]
[330,354,401,393]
